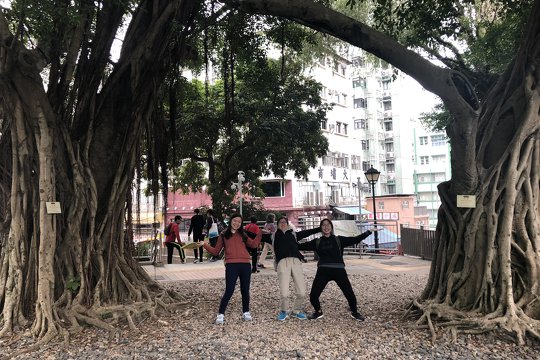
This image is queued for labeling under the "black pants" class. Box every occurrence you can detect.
[249,247,258,271]
[165,242,185,264]
[192,233,204,261]
[209,236,220,260]
[218,263,252,314]
[310,267,358,313]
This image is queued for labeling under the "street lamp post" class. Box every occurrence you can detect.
[231,171,245,215]
[364,166,381,253]
[356,177,362,220]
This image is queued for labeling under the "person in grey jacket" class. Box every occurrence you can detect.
[298,218,378,322]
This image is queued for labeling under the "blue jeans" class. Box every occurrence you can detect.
[218,263,252,314]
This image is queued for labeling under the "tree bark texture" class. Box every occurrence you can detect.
[0,0,199,348]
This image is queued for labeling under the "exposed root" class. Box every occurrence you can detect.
[405,299,540,345]
[1,328,58,360]
[0,285,195,358]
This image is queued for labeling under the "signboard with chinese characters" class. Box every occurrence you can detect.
[365,212,399,220]
[46,202,62,214]
[457,195,476,208]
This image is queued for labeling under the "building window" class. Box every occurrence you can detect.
[362,161,371,172]
[352,77,367,88]
[262,181,285,197]
[431,134,446,146]
[351,155,361,170]
[378,201,384,210]
[354,119,369,129]
[420,156,429,165]
[343,123,348,135]
[361,140,370,150]
[383,101,392,111]
[336,122,341,134]
[384,121,393,131]
[402,200,409,209]
[382,80,390,90]
[353,98,367,109]
[352,57,365,68]
[387,163,395,172]
[419,136,428,145]
[321,119,327,130]
[432,155,446,163]
[387,184,395,194]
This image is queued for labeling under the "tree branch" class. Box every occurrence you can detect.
[224,0,478,114]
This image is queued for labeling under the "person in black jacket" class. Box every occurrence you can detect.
[188,208,206,263]
[298,218,377,322]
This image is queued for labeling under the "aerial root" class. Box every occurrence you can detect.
[405,299,540,344]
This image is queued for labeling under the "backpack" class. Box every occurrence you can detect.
[164,223,173,236]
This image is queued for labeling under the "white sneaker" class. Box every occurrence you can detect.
[242,312,252,321]
[215,313,224,325]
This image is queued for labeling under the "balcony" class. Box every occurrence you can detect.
[386,151,395,159]
[383,110,392,117]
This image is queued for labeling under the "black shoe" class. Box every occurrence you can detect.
[300,258,308,263]
[350,312,365,322]
[308,310,323,320]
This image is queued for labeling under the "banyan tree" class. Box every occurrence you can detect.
[0,0,539,351]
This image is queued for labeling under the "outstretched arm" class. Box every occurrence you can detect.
[298,239,316,251]
[296,227,321,240]
[339,231,373,247]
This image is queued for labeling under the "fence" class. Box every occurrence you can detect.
[132,228,163,264]
[400,225,436,260]
[296,220,400,258]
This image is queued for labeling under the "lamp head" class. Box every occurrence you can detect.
[364,166,381,184]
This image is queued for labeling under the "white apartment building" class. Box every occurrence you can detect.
[412,125,451,229]
[261,48,419,225]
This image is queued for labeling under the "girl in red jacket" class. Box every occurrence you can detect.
[200,213,263,324]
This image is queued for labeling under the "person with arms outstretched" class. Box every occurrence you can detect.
[199,213,263,324]
[298,218,378,321]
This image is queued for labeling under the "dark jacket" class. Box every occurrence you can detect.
[188,214,205,237]
[298,231,372,268]
[262,227,321,264]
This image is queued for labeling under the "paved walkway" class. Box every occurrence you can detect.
[142,255,431,282]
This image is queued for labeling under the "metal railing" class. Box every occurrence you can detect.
[400,225,436,260]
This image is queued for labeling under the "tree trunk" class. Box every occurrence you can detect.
[416,5,540,342]
[0,0,199,350]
